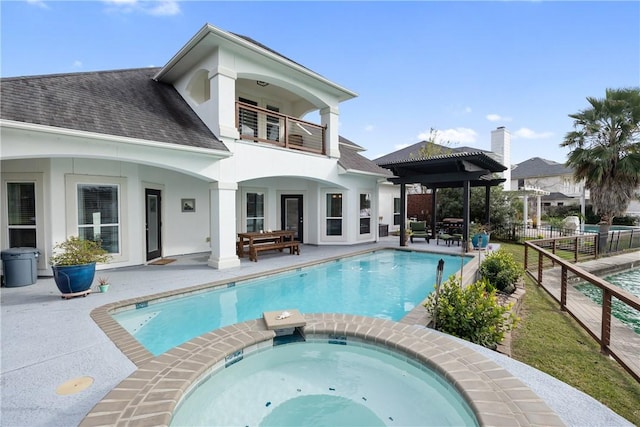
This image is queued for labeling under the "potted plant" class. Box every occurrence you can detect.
[97,276,110,293]
[50,236,111,297]
[470,223,490,249]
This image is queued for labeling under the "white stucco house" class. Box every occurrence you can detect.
[0,23,393,274]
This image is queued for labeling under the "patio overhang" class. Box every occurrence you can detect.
[377,151,507,251]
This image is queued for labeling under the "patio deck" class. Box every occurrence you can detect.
[0,236,634,426]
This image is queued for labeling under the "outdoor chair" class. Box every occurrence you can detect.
[409,221,430,243]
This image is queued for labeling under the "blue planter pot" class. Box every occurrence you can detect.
[52,263,96,295]
[472,233,489,249]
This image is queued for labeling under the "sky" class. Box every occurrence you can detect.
[2,1,639,165]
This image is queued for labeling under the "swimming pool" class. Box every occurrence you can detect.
[170,340,478,426]
[575,268,640,333]
[582,224,640,233]
[113,250,469,355]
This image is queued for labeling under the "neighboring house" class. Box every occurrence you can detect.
[509,157,588,211]
[511,157,640,220]
[0,23,392,273]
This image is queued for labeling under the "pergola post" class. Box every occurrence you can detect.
[399,183,407,246]
[430,187,437,238]
[484,185,491,227]
[462,180,470,252]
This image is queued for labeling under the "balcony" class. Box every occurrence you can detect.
[235,101,326,155]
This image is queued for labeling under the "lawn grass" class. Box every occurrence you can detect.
[499,242,640,425]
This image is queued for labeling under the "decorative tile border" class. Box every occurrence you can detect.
[82,314,564,427]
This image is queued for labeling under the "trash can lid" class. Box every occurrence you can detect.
[1,247,40,259]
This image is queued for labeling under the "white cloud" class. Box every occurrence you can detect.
[72,60,83,68]
[364,124,374,132]
[26,0,49,9]
[417,127,477,144]
[513,127,554,139]
[394,143,410,150]
[464,106,472,113]
[486,113,512,122]
[148,0,180,16]
[102,0,181,16]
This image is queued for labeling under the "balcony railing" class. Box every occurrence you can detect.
[235,102,326,155]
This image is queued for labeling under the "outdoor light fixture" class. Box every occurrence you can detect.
[256,81,269,87]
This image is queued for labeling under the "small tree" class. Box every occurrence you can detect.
[424,276,518,349]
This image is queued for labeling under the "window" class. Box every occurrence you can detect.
[7,182,36,247]
[359,193,371,234]
[246,192,264,232]
[326,193,342,236]
[393,198,401,226]
[77,184,120,253]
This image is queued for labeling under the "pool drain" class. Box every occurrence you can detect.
[55,376,94,395]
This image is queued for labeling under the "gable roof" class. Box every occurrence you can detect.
[511,157,572,179]
[1,68,228,152]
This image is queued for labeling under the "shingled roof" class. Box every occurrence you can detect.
[0,68,228,152]
[511,157,572,179]
[338,136,394,177]
[373,140,494,165]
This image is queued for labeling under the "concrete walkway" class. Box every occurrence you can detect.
[0,238,634,426]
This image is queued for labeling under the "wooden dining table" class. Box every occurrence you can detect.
[236,230,296,258]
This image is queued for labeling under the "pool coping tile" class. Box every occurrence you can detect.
[83,313,566,426]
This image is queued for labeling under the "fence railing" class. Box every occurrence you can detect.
[235,102,326,154]
[493,224,640,254]
[524,236,640,382]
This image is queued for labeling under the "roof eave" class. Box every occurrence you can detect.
[0,120,232,159]
[154,24,357,102]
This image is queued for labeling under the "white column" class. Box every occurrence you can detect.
[209,65,239,140]
[320,106,340,158]
[536,195,542,229]
[208,181,241,269]
[523,194,529,228]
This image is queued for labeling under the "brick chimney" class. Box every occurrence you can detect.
[491,126,511,191]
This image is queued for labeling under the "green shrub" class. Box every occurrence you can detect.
[479,249,523,294]
[424,276,518,349]
[50,236,111,266]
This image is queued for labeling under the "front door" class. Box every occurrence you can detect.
[145,189,162,260]
[281,195,303,242]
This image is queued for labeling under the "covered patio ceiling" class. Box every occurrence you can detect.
[377,151,507,251]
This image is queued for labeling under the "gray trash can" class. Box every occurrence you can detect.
[1,247,39,287]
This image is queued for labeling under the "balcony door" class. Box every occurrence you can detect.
[281,195,303,242]
[145,189,162,261]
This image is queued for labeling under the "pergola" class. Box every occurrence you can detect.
[377,151,507,252]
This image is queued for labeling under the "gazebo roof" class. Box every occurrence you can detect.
[376,150,507,188]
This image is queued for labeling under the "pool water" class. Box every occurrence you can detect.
[170,341,478,426]
[575,268,640,334]
[114,250,469,355]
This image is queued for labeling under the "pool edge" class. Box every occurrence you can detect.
[80,314,564,427]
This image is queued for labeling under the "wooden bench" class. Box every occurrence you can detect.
[237,237,281,257]
[249,240,300,262]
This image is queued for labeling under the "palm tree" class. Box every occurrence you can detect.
[561,87,640,252]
